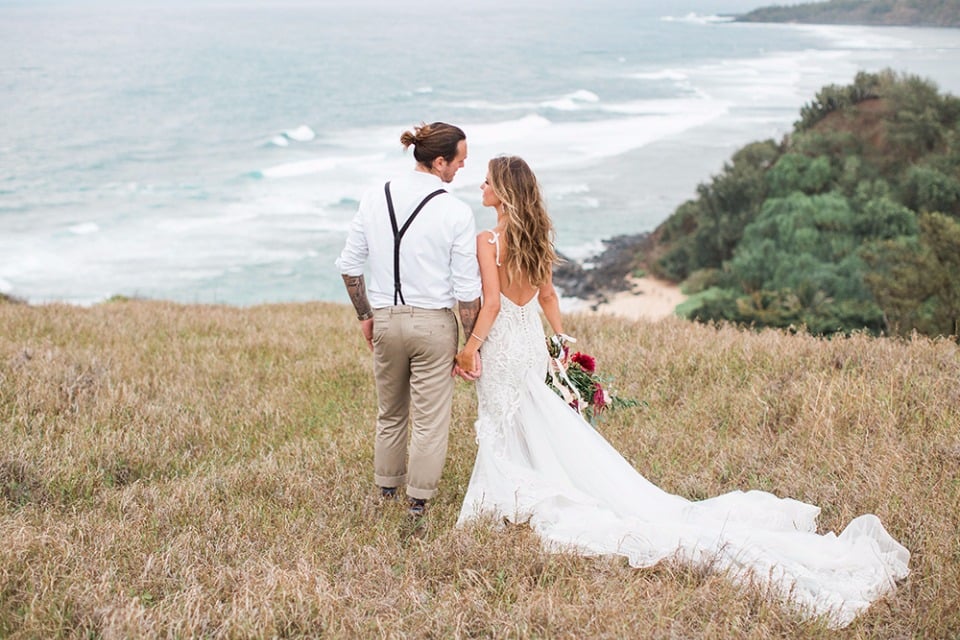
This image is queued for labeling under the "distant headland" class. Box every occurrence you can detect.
[734,0,960,28]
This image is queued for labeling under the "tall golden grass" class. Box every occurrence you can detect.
[1,299,957,638]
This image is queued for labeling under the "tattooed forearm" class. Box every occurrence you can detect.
[341,274,374,320]
[457,298,481,340]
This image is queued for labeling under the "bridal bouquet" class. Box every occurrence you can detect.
[545,334,639,424]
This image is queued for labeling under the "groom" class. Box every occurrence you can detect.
[336,121,481,516]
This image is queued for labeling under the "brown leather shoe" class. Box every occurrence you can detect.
[408,497,427,517]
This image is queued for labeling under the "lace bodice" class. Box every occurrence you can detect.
[475,293,549,445]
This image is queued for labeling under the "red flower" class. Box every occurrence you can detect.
[592,384,607,411]
[570,352,596,373]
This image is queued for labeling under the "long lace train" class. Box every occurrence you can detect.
[457,294,909,628]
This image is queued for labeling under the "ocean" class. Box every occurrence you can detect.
[3,0,960,307]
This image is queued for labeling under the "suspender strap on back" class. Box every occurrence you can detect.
[384,181,447,305]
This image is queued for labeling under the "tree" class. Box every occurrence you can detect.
[650,70,960,337]
[765,154,834,197]
[653,140,779,280]
[901,165,960,216]
[862,212,960,336]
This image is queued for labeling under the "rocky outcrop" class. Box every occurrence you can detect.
[553,232,652,304]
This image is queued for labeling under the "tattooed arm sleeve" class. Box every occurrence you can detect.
[457,297,481,341]
[341,274,374,321]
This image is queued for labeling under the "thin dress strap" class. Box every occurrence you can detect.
[485,229,501,266]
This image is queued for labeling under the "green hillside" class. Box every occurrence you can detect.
[737,0,960,28]
[646,69,960,337]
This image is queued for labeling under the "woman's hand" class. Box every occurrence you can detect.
[456,349,476,371]
[453,349,482,380]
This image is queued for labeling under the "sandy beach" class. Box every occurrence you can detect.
[589,276,687,322]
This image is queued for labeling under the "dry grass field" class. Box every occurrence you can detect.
[1,299,958,638]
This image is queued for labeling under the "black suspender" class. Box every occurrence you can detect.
[384,181,446,306]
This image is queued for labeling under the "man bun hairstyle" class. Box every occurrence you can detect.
[400,122,466,168]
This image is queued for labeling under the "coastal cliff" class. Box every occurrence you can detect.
[736,0,960,28]
[642,69,960,338]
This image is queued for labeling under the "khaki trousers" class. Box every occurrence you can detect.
[371,305,458,500]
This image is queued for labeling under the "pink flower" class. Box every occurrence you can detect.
[570,352,596,373]
[592,384,607,411]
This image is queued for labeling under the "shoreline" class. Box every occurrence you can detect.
[2,232,691,321]
[587,275,687,322]
[553,232,687,322]
[562,275,687,322]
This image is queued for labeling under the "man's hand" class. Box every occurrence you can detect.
[360,317,374,351]
[452,350,482,381]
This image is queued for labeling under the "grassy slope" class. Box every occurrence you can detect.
[1,300,958,638]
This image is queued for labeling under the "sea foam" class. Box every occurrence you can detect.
[661,13,734,25]
[68,222,100,235]
[284,125,316,142]
[542,89,602,111]
[452,100,728,186]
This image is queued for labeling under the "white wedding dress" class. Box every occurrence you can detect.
[457,293,910,628]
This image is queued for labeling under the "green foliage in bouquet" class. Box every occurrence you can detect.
[545,335,641,424]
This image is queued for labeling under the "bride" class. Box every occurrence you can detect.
[452,155,910,628]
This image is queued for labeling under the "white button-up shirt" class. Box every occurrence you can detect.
[336,171,482,309]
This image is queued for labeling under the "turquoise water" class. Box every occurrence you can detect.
[3,0,960,305]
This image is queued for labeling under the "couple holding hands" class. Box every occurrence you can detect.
[336,122,908,628]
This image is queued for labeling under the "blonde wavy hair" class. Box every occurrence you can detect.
[487,156,557,287]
